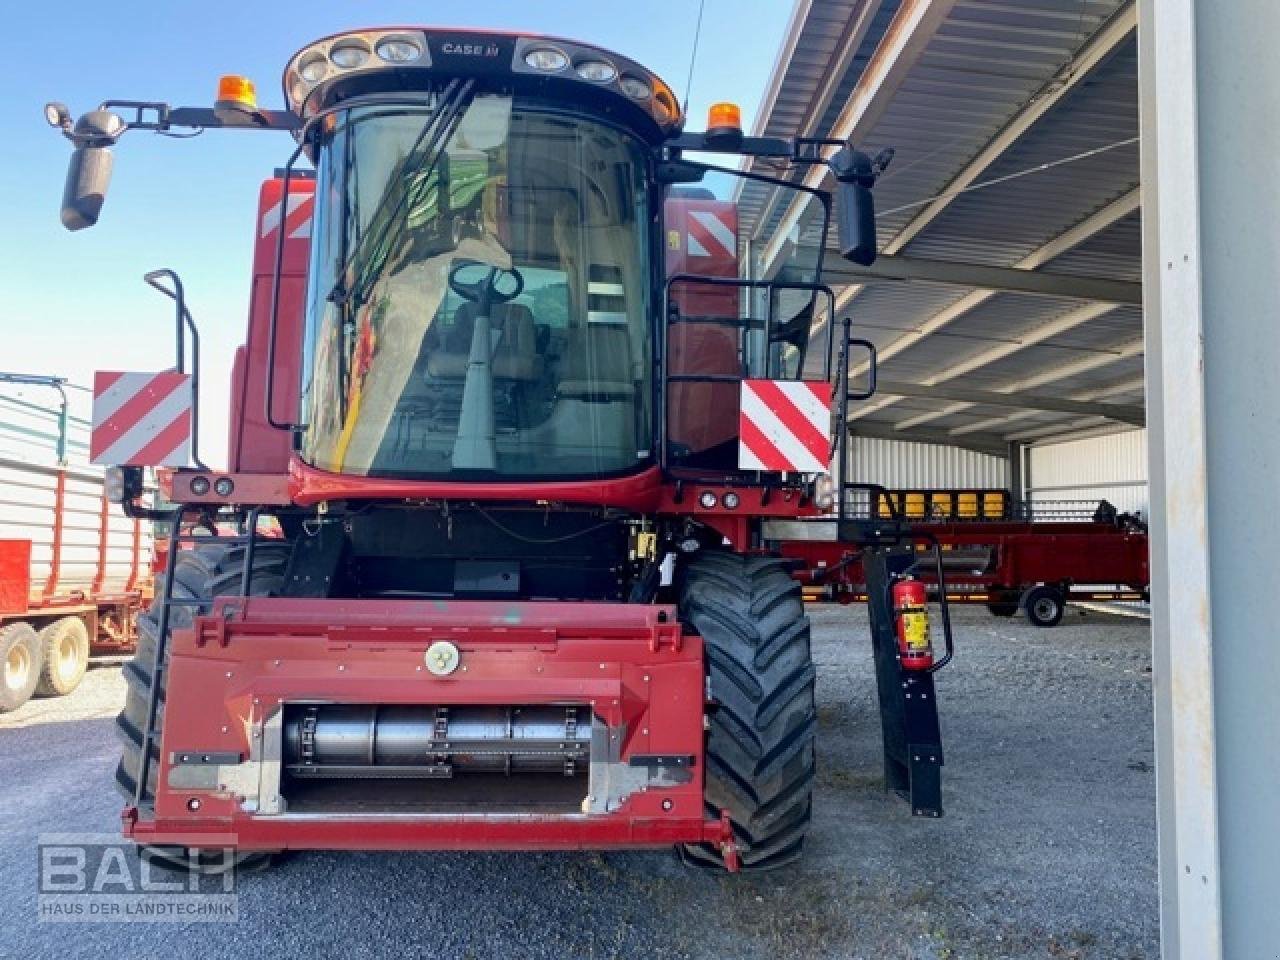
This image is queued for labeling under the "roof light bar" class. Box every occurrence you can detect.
[282,28,682,136]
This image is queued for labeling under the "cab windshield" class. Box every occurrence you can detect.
[300,94,653,479]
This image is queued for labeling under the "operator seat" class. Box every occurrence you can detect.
[557,322,635,401]
[427,302,543,381]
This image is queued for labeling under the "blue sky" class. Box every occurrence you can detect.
[1,0,794,464]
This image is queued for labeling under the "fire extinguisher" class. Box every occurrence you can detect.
[891,575,934,670]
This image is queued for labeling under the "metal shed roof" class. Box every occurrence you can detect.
[740,0,1142,453]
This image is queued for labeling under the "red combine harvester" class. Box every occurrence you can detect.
[0,374,152,710]
[47,27,949,871]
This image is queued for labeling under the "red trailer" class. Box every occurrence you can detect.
[0,375,152,711]
[771,492,1149,627]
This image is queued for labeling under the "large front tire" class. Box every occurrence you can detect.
[677,551,817,871]
[115,544,289,804]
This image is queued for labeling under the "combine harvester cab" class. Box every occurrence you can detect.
[47,26,946,872]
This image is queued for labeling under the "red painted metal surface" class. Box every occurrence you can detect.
[170,470,293,506]
[0,541,32,616]
[131,599,720,852]
[42,468,66,600]
[228,176,313,473]
[90,489,110,594]
[288,459,669,511]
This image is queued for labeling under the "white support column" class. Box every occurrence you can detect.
[1139,0,1280,956]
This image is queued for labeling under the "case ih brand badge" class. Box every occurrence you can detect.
[260,191,313,240]
[90,371,192,467]
[738,379,832,473]
[440,41,501,57]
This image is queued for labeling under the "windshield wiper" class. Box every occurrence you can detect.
[328,78,476,309]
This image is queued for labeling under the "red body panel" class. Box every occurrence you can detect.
[130,599,721,852]
[664,197,742,460]
[0,540,31,616]
[228,177,313,473]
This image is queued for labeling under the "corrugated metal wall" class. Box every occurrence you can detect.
[845,436,1009,488]
[1028,428,1149,517]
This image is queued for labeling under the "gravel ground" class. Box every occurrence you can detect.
[1,604,1156,960]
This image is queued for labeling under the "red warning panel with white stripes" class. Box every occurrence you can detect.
[90,370,192,467]
[738,379,833,474]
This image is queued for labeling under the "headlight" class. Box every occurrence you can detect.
[213,477,235,498]
[699,491,718,509]
[189,475,210,496]
[330,39,371,69]
[619,75,651,100]
[297,54,328,82]
[812,475,836,511]
[722,491,741,510]
[524,47,569,72]
[104,466,126,504]
[575,60,617,83]
[375,36,423,63]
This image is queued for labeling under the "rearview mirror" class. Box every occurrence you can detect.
[829,146,887,267]
[56,108,125,231]
[835,179,877,266]
[61,145,114,231]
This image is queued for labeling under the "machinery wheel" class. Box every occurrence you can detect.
[1023,585,1066,628]
[676,550,817,871]
[0,621,41,712]
[35,616,90,697]
[115,543,290,805]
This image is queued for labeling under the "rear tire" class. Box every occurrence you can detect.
[115,543,290,805]
[0,622,41,712]
[1023,585,1066,628]
[35,616,90,697]
[676,550,816,871]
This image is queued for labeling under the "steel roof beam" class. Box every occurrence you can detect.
[874,379,1145,424]
[879,337,1144,438]
[846,188,1139,420]
[755,0,960,273]
[824,254,1142,303]
[949,375,1146,436]
[848,421,1010,458]
[865,300,1122,428]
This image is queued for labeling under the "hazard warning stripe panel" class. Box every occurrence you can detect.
[738,379,833,473]
[90,370,192,467]
[260,192,314,240]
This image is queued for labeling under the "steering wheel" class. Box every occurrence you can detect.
[448,260,524,312]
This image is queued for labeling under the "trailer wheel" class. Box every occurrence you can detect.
[0,622,41,712]
[115,543,290,806]
[35,616,90,697]
[1023,585,1066,628]
[676,550,816,871]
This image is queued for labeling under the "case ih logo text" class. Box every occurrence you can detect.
[440,42,501,57]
